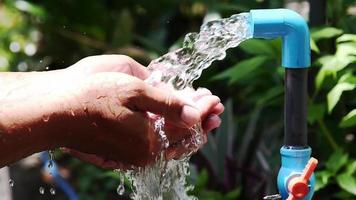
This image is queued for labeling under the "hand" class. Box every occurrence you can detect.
[0,55,224,169]
[63,55,224,169]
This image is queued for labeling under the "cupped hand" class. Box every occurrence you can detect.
[60,55,224,169]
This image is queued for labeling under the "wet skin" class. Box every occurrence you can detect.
[0,55,224,169]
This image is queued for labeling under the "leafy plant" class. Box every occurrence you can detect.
[315,150,356,198]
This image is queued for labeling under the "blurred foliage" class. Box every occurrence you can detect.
[1,0,355,200]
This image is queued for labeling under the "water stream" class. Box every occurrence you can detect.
[121,12,252,200]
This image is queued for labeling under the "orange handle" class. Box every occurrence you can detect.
[287,157,318,200]
[300,157,318,182]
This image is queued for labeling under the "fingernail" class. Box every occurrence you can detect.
[181,105,200,127]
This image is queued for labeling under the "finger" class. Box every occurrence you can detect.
[192,88,212,101]
[136,84,201,128]
[126,57,150,80]
[202,114,222,133]
[211,103,224,115]
[85,55,150,80]
[195,95,221,121]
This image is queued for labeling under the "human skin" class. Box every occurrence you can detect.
[0,55,224,169]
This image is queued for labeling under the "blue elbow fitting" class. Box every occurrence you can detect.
[277,147,315,200]
[249,9,310,68]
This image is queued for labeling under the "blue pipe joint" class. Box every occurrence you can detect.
[277,146,315,200]
[249,9,310,68]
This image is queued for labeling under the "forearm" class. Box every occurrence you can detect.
[0,70,72,167]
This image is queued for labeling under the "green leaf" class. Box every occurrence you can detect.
[256,85,283,106]
[339,73,356,84]
[215,99,235,178]
[194,169,209,191]
[211,56,267,84]
[315,55,336,90]
[337,34,356,43]
[340,109,356,128]
[346,161,356,175]
[201,99,235,180]
[310,38,320,53]
[315,170,332,191]
[239,39,276,57]
[224,187,241,199]
[327,82,355,113]
[336,173,356,195]
[14,0,46,17]
[336,43,356,62]
[326,150,348,174]
[311,27,343,42]
[307,103,326,124]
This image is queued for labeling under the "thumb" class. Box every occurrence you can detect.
[134,84,200,128]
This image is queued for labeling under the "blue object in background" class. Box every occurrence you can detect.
[40,152,79,200]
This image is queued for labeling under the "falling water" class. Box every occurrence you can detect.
[121,12,252,200]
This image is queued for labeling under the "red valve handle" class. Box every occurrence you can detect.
[286,157,318,200]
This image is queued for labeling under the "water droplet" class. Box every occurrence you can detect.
[39,186,45,195]
[9,179,14,187]
[117,174,125,195]
[92,122,98,127]
[83,106,88,112]
[48,150,55,169]
[45,66,49,70]
[50,188,56,195]
[48,150,54,160]
[39,60,43,63]
[48,160,53,168]
[42,115,50,122]
[70,110,75,116]
[116,184,125,195]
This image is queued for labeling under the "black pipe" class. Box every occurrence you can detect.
[309,0,327,26]
[284,68,308,147]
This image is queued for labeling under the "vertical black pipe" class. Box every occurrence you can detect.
[309,0,327,26]
[284,68,308,147]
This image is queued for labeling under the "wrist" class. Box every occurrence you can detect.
[0,70,74,157]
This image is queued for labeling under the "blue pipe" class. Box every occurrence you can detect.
[249,9,314,200]
[250,9,310,68]
[40,152,79,200]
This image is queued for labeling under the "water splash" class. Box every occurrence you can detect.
[122,13,252,200]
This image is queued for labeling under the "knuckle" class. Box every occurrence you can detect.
[124,80,147,104]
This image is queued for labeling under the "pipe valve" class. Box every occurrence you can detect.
[287,158,318,200]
